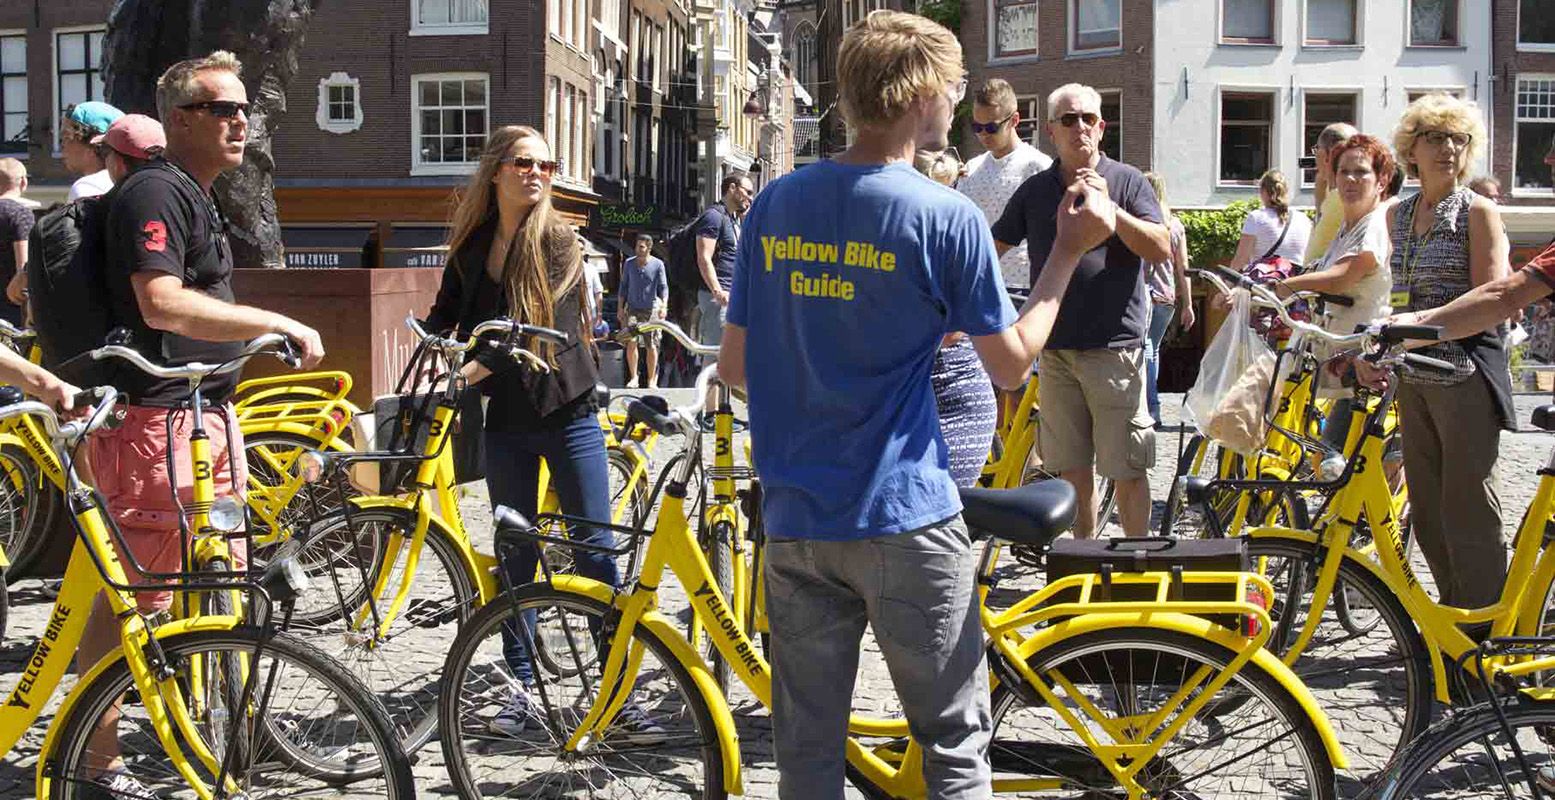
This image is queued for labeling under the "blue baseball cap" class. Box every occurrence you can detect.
[65,101,124,136]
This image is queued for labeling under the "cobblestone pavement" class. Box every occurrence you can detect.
[4,390,1553,798]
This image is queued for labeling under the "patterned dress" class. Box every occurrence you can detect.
[932,338,997,488]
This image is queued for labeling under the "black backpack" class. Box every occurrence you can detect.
[667,204,728,293]
[25,196,115,386]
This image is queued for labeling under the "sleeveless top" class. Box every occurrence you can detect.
[1389,187,1515,429]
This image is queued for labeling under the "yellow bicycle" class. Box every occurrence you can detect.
[435,362,1348,799]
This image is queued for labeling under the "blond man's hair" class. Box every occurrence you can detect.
[1393,93,1486,182]
[837,11,963,129]
[974,78,1017,118]
[156,50,243,120]
[0,158,24,193]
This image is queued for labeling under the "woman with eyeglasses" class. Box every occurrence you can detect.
[425,125,657,736]
[1386,93,1514,612]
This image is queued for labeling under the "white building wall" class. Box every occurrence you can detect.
[1154,0,1492,208]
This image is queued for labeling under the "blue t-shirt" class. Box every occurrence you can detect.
[620,255,667,311]
[728,160,1016,541]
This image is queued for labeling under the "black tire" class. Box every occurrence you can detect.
[440,585,728,800]
[279,505,478,754]
[47,627,415,799]
[701,519,736,695]
[0,441,62,580]
[1247,535,1434,781]
[0,566,7,642]
[1372,699,1555,799]
[607,447,650,531]
[988,626,1337,799]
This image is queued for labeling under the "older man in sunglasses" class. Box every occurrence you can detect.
[957,78,1051,290]
[992,82,1172,541]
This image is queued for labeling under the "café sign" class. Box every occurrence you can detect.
[593,203,661,229]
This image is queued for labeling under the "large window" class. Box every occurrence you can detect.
[411,73,488,174]
[991,0,1038,59]
[1016,96,1042,144]
[1521,0,1555,50]
[546,76,560,154]
[412,0,488,34]
[572,87,588,180]
[1072,0,1121,52]
[56,28,105,149]
[793,23,816,97]
[1100,90,1121,161]
[1515,76,1555,193]
[549,0,560,35]
[1302,91,1357,184]
[560,84,574,180]
[1305,0,1358,45]
[1,34,24,156]
[1222,0,1275,43]
[1409,0,1458,47]
[1220,90,1275,184]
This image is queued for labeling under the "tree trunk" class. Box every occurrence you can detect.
[102,0,320,268]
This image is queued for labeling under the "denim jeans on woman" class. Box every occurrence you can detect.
[1144,302,1174,425]
[485,411,619,684]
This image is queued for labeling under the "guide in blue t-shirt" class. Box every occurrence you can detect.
[725,160,1016,541]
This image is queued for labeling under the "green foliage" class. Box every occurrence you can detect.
[1178,200,1258,267]
[917,0,962,33]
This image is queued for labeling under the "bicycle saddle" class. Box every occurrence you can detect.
[1533,405,1555,433]
[959,479,1077,547]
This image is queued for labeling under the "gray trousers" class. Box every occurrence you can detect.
[1397,377,1506,609]
[764,516,993,800]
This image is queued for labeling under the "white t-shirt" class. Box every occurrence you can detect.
[1309,207,1392,372]
[957,141,1053,288]
[68,170,113,201]
[1240,206,1313,266]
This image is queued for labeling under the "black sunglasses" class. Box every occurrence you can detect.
[1053,112,1101,128]
[503,155,561,176]
[970,113,1015,135]
[179,100,250,119]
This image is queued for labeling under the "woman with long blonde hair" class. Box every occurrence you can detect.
[424,126,654,736]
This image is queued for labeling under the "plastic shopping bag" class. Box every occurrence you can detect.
[1185,288,1277,456]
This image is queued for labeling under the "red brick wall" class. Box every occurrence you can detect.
[0,0,114,184]
[962,0,1154,170]
[1492,0,1555,205]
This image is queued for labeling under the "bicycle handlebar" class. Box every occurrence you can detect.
[91,333,299,380]
[0,385,120,448]
[1192,268,1373,349]
[613,319,720,357]
[0,317,35,342]
[404,316,568,375]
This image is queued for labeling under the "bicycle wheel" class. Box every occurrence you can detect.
[607,447,650,531]
[1247,535,1433,780]
[440,586,726,799]
[1372,699,1555,799]
[280,506,477,753]
[244,431,358,558]
[47,627,414,799]
[0,440,61,580]
[988,627,1336,799]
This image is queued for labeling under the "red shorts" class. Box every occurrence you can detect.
[88,403,249,612]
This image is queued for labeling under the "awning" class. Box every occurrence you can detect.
[281,225,373,268]
[793,81,813,107]
[383,225,450,268]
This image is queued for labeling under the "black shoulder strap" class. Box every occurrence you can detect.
[1258,214,1293,263]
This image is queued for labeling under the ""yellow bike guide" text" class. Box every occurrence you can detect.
[760,234,897,301]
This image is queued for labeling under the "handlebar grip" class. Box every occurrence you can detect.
[1402,352,1458,374]
[276,338,303,369]
[1207,264,1252,287]
[518,324,569,345]
[71,386,109,409]
[625,397,680,437]
[1378,324,1443,343]
[1315,292,1354,308]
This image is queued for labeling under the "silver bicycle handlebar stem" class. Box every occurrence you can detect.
[90,333,293,380]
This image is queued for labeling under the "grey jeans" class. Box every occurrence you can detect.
[696,289,727,352]
[764,516,992,800]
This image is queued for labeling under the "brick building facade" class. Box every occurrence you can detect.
[1491,0,1555,205]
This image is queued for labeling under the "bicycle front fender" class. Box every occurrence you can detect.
[546,574,746,796]
[36,615,245,797]
[1011,611,1349,771]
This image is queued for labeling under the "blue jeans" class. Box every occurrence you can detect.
[1145,302,1174,425]
[696,290,727,355]
[486,413,619,684]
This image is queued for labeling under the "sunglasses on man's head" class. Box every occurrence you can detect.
[1053,112,1101,128]
[970,113,1015,135]
[179,100,250,119]
[503,155,561,176]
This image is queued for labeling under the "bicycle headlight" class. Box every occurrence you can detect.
[208,496,246,533]
[293,449,329,484]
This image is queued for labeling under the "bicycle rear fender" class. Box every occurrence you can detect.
[35,615,244,796]
[1011,610,1350,770]
[547,574,746,796]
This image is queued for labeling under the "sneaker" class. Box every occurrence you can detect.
[489,686,541,736]
[93,769,155,799]
[610,699,668,742]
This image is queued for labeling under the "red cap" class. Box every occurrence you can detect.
[91,114,166,160]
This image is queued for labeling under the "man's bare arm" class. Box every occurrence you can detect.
[132,272,325,366]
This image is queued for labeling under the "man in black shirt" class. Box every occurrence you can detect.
[0,158,33,325]
[693,172,752,349]
[80,51,324,795]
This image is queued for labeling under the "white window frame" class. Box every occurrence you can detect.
[52,25,106,154]
[1098,88,1122,161]
[1405,0,1461,48]
[1219,0,1279,45]
[1068,0,1122,55]
[1015,94,1043,146]
[410,72,490,176]
[315,72,364,134]
[987,0,1040,64]
[546,76,560,155]
[0,29,26,158]
[1215,85,1280,188]
[1513,74,1555,197]
[408,0,489,36]
[1302,0,1365,48]
[1299,87,1361,187]
[1519,0,1555,53]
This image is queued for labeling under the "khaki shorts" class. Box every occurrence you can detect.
[1036,348,1155,481]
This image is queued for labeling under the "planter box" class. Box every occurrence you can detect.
[232,267,443,408]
